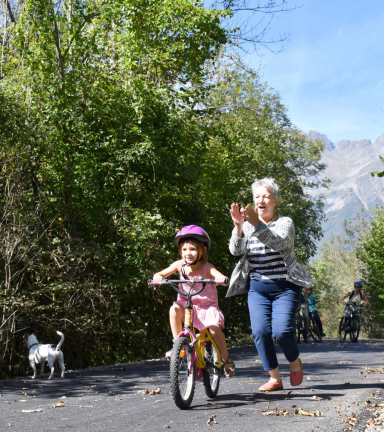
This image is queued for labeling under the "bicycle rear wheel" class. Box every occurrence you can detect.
[309,318,321,342]
[170,337,195,409]
[339,317,347,342]
[350,316,360,343]
[294,313,301,344]
[202,340,221,398]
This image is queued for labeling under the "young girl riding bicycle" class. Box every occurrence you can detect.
[153,225,235,378]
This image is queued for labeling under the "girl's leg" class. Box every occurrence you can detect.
[209,325,234,377]
[248,279,281,383]
[208,325,228,361]
[169,303,184,339]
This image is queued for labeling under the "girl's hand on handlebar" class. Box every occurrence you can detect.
[214,276,229,286]
[153,273,163,283]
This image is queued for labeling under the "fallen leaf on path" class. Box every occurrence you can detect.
[145,388,161,395]
[312,396,323,401]
[207,414,217,425]
[22,409,43,413]
[295,408,323,417]
[342,417,359,426]
[263,409,289,416]
[52,401,65,408]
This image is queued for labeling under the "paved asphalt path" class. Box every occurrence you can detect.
[1,338,384,432]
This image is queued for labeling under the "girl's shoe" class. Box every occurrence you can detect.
[224,356,236,378]
[290,358,303,386]
[165,339,176,358]
[258,380,283,392]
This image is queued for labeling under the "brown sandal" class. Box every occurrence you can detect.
[224,356,236,378]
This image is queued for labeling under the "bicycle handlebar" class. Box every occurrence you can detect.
[148,278,229,297]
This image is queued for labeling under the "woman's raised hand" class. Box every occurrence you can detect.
[243,204,260,228]
[230,203,245,227]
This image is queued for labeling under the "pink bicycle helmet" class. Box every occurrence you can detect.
[174,225,211,249]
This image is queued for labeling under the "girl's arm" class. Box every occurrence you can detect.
[153,260,182,282]
[206,264,228,285]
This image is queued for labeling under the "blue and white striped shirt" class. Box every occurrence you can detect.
[248,219,288,282]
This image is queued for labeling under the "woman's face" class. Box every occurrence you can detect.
[253,186,279,221]
[354,285,361,293]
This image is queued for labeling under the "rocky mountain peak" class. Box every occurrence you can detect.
[307,131,384,256]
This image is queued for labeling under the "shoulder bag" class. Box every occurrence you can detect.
[226,251,250,298]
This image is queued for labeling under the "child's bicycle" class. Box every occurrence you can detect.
[149,278,227,409]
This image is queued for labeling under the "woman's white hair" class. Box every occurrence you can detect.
[251,177,281,204]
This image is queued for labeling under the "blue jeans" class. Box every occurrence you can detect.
[248,279,301,371]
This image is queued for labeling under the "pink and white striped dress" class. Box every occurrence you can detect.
[175,262,225,330]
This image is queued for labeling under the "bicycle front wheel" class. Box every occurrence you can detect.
[170,337,195,409]
[202,341,221,399]
[350,316,360,343]
[339,317,347,342]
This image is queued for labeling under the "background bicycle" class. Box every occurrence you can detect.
[308,308,322,342]
[294,307,308,344]
[339,299,365,343]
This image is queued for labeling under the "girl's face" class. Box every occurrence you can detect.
[253,186,278,221]
[181,242,200,264]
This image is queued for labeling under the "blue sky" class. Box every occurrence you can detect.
[247,1,384,143]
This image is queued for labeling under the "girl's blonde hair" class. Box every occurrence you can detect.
[178,237,208,262]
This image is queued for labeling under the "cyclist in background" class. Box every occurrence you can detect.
[341,281,369,309]
[306,287,326,337]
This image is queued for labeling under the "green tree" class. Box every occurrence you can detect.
[358,207,384,337]
[0,0,228,377]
